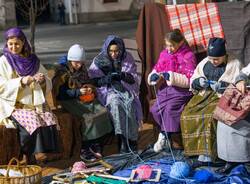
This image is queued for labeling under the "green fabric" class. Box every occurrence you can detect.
[180,91,219,160]
[86,175,127,184]
[60,99,113,141]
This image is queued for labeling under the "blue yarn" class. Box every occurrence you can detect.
[193,169,214,183]
[169,161,191,179]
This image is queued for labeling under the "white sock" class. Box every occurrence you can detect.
[198,154,212,162]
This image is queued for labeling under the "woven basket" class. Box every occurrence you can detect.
[0,158,42,184]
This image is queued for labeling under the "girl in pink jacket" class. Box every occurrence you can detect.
[148,29,197,152]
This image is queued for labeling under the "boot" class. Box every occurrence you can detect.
[129,140,137,152]
[118,134,128,154]
[170,132,183,150]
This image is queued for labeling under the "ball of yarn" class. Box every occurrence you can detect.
[169,161,191,179]
[193,169,214,182]
[71,161,87,173]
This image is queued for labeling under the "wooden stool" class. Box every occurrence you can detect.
[0,125,20,164]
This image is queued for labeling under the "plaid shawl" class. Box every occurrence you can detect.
[166,3,224,53]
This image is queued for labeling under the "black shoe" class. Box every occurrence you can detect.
[89,143,103,159]
[80,148,97,162]
[216,162,239,174]
[129,140,137,152]
[188,160,212,169]
[118,135,128,154]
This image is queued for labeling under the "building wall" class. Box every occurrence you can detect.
[79,0,133,13]
[0,0,16,29]
[60,0,156,24]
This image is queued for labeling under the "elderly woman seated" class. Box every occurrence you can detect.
[180,37,241,168]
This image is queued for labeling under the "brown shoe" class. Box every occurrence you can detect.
[170,133,183,150]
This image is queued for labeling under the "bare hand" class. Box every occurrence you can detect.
[236,80,246,94]
[21,76,34,85]
[138,120,144,131]
[87,87,93,94]
[80,87,87,95]
[33,73,45,84]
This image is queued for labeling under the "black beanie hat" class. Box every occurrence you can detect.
[207,37,226,57]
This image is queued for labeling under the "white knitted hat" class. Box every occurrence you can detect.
[67,44,86,61]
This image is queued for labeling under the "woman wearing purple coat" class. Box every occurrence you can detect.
[88,35,143,153]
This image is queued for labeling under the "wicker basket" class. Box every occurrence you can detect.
[0,157,42,184]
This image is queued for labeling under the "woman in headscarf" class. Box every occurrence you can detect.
[0,27,59,163]
[88,35,143,153]
[52,44,112,161]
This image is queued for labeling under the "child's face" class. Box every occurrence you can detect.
[71,61,83,70]
[165,39,182,54]
[208,55,226,67]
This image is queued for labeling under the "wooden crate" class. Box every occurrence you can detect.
[0,125,20,164]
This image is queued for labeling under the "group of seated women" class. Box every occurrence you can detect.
[148,29,250,174]
[1,27,249,175]
[0,27,142,163]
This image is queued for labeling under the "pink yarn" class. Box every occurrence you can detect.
[135,165,153,180]
[71,161,87,173]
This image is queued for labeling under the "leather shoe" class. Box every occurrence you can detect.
[216,162,239,174]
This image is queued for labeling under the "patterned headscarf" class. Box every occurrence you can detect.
[3,27,40,76]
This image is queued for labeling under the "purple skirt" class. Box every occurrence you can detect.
[150,85,193,132]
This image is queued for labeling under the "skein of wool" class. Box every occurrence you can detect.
[193,168,214,183]
[169,161,191,179]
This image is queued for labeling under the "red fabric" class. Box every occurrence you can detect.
[213,84,250,125]
[165,3,224,53]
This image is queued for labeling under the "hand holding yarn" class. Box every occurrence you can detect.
[209,80,221,92]
[111,72,122,81]
[150,73,160,82]
[236,80,246,94]
[21,75,35,86]
[199,77,209,89]
[33,73,45,84]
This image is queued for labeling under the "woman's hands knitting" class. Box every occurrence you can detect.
[80,86,93,95]
[236,80,246,94]
[21,75,34,85]
[21,73,45,86]
[33,73,45,84]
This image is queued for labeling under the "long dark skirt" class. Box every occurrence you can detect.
[60,99,113,141]
[11,116,59,155]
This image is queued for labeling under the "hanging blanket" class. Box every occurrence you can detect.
[166,3,224,53]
